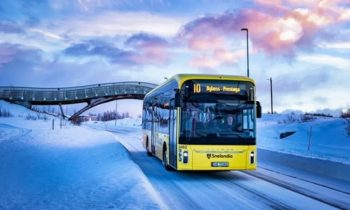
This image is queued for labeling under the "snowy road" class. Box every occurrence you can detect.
[98,126,350,210]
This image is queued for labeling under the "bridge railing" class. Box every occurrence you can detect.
[0,82,157,104]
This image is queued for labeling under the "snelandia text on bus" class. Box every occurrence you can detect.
[207,154,233,159]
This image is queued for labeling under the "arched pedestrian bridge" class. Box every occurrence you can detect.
[0,82,157,120]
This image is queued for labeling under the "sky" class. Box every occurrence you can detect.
[1,0,350,116]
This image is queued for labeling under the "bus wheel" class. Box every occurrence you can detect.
[146,138,152,156]
[162,149,171,171]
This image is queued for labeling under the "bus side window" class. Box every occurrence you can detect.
[243,109,254,130]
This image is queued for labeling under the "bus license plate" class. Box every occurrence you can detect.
[211,162,229,167]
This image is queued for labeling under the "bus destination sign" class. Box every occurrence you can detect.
[193,83,241,94]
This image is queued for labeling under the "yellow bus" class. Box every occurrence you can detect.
[142,74,261,170]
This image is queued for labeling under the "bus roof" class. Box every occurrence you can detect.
[146,74,255,97]
[171,74,255,87]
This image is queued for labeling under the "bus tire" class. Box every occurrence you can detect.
[146,138,152,156]
[162,148,171,171]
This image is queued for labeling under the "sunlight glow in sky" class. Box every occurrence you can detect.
[1,0,350,115]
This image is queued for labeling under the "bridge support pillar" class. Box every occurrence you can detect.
[59,103,66,119]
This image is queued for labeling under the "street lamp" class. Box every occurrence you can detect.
[268,77,274,114]
[241,28,249,77]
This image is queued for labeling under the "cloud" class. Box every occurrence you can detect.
[0,43,42,68]
[177,1,350,68]
[125,33,170,64]
[273,70,330,93]
[190,49,245,69]
[125,33,168,47]
[177,13,246,69]
[48,0,127,12]
[256,0,320,8]
[0,43,48,86]
[37,11,187,40]
[64,34,171,66]
[64,40,136,65]
[0,42,142,87]
[298,54,350,70]
[319,41,350,50]
[0,19,25,34]
[255,67,345,113]
[29,29,63,40]
[0,43,18,67]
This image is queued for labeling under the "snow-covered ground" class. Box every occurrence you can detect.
[258,114,350,164]
[0,100,164,209]
[2,100,350,209]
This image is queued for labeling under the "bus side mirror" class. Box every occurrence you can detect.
[256,101,262,118]
[248,88,255,101]
[184,85,190,99]
[174,89,181,107]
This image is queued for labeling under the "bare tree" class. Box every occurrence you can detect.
[341,109,350,136]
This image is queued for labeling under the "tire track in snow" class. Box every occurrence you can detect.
[243,171,349,210]
[259,166,350,195]
[103,127,292,209]
[94,125,345,210]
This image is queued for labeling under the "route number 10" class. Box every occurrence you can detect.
[193,84,201,93]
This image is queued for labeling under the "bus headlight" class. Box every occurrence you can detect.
[183,151,188,164]
[250,152,255,164]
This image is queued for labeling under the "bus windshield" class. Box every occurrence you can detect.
[180,100,256,145]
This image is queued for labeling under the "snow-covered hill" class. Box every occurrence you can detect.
[0,100,163,209]
[258,114,350,165]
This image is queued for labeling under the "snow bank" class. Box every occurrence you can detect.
[0,100,162,209]
[85,117,142,128]
[258,114,350,168]
[258,149,350,182]
[0,100,35,117]
[0,100,58,130]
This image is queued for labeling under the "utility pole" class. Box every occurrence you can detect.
[269,77,274,114]
[241,28,249,77]
[115,100,118,126]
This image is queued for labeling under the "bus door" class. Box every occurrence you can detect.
[151,105,156,154]
[169,99,177,168]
